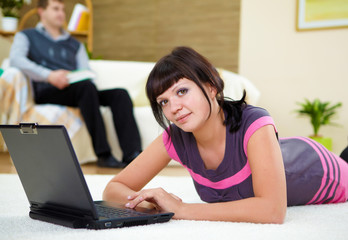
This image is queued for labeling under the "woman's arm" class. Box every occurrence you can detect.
[126,125,287,223]
[103,134,172,208]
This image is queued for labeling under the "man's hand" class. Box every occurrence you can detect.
[48,70,70,89]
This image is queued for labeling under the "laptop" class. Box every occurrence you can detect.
[0,123,174,229]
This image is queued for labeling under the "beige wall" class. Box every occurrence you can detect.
[0,14,13,63]
[0,37,11,64]
[239,0,348,154]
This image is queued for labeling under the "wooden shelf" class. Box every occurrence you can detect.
[69,30,89,36]
[0,0,93,52]
[0,30,16,36]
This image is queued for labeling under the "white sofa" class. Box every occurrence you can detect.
[0,59,260,164]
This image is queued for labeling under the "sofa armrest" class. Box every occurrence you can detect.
[0,68,84,152]
[0,67,34,124]
[219,69,260,105]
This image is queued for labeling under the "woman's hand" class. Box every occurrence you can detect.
[125,188,184,218]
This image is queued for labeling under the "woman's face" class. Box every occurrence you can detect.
[156,78,216,133]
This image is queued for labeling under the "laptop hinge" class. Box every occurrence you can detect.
[19,123,38,135]
[30,203,95,221]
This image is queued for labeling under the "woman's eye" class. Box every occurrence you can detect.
[177,88,188,96]
[159,100,168,106]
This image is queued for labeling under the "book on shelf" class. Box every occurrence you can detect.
[68,3,89,32]
[68,70,96,84]
[76,11,89,32]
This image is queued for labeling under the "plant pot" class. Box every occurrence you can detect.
[1,17,18,31]
[310,136,332,151]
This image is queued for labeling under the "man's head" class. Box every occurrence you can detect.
[37,0,65,29]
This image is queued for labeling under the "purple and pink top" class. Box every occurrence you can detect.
[163,105,348,206]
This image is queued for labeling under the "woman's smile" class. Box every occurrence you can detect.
[175,112,192,124]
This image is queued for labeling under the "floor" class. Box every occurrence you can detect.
[0,152,189,176]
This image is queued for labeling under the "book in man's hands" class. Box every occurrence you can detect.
[68,70,96,84]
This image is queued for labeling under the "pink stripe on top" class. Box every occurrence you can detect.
[243,116,277,157]
[191,164,251,189]
[162,131,181,164]
[283,136,341,204]
[163,130,252,189]
[308,140,347,204]
[316,149,338,204]
[328,153,348,203]
[297,137,330,204]
[335,155,348,202]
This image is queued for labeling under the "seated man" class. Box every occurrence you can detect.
[9,0,142,168]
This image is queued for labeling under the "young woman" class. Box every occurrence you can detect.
[103,46,348,224]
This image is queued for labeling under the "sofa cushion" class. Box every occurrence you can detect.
[89,60,260,107]
[89,60,154,107]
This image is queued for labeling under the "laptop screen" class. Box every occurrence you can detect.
[0,124,98,219]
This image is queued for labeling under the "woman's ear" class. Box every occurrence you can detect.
[206,84,218,99]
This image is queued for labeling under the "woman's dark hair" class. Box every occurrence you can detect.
[146,46,246,135]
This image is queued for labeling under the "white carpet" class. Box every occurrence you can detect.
[1,174,348,240]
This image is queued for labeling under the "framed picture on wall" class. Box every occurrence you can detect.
[296,0,348,31]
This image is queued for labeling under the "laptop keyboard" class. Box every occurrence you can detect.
[95,204,148,218]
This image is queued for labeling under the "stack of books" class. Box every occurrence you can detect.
[67,3,89,32]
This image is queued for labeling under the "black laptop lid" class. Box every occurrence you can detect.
[0,124,98,219]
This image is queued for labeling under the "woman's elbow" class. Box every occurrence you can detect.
[102,182,114,201]
[268,204,286,224]
[270,212,286,224]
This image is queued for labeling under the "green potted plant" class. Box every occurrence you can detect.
[295,98,342,150]
[0,0,25,31]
